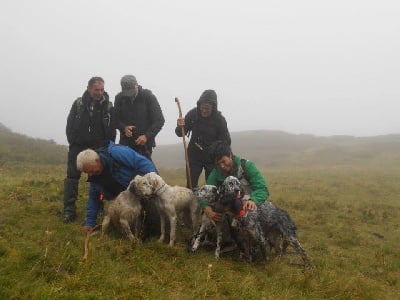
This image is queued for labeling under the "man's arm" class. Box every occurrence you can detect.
[217,114,231,145]
[244,160,269,204]
[175,108,195,137]
[113,95,127,134]
[144,90,165,140]
[66,100,77,145]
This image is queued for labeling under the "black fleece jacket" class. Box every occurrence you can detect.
[114,86,165,149]
[175,92,231,162]
[66,91,116,148]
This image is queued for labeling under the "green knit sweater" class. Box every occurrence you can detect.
[200,155,269,208]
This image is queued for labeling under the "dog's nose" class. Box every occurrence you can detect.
[128,185,136,193]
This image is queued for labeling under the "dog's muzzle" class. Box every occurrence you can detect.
[219,190,243,215]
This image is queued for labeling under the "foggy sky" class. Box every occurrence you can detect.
[1,0,399,145]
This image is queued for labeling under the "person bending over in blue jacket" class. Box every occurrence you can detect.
[77,141,157,234]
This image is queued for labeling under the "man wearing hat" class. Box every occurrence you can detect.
[175,89,231,188]
[114,75,165,159]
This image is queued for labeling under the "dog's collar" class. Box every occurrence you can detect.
[236,204,246,219]
[155,183,167,195]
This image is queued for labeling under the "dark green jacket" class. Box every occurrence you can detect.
[200,155,269,208]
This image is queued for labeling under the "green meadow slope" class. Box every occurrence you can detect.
[0,123,399,298]
[0,123,67,165]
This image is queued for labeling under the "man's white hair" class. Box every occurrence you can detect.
[76,149,100,171]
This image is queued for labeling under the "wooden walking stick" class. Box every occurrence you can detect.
[175,97,192,189]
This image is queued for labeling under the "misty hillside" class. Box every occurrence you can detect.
[1,123,400,169]
[153,130,400,169]
[0,123,67,165]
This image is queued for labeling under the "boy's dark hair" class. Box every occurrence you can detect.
[208,140,232,163]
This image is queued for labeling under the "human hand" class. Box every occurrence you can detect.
[135,134,148,145]
[124,125,136,137]
[244,200,257,211]
[204,206,222,226]
[177,117,185,126]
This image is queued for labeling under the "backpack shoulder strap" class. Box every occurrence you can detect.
[73,97,84,119]
[238,158,248,180]
[75,97,83,108]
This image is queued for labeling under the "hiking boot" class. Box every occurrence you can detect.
[63,212,76,223]
[63,178,78,224]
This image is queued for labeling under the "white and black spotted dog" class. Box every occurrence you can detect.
[134,172,200,247]
[219,176,312,268]
[191,185,242,260]
[191,185,218,252]
[101,176,143,243]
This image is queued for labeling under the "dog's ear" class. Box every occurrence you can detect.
[150,173,160,186]
[239,187,245,198]
[232,197,244,215]
[217,184,224,196]
[132,175,142,185]
[150,173,163,189]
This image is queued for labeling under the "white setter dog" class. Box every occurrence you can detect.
[101,176,143,243]
[133,172,200,247]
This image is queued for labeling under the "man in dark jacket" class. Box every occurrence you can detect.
[63,76,116,223]
[114,75,165,159]
[175,89,231,188]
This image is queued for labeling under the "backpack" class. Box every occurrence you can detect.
[74,97,113,127]
[75,96,112,114]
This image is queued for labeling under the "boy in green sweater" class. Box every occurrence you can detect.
[200,140,269,225]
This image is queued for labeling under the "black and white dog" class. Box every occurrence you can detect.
[192,185,239,259]
[218,176,312,268]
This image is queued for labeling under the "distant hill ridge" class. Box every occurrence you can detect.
[154,130,400,169]
[1,123,399,168]
[0,122,67,165]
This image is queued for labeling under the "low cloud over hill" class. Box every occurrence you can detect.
[153,130,400,169]
[1,123,399,169]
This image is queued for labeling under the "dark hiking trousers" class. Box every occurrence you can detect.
[63,144,85,222]
[187,158,214,188]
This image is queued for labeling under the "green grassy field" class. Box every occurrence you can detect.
[0,162,399,299]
